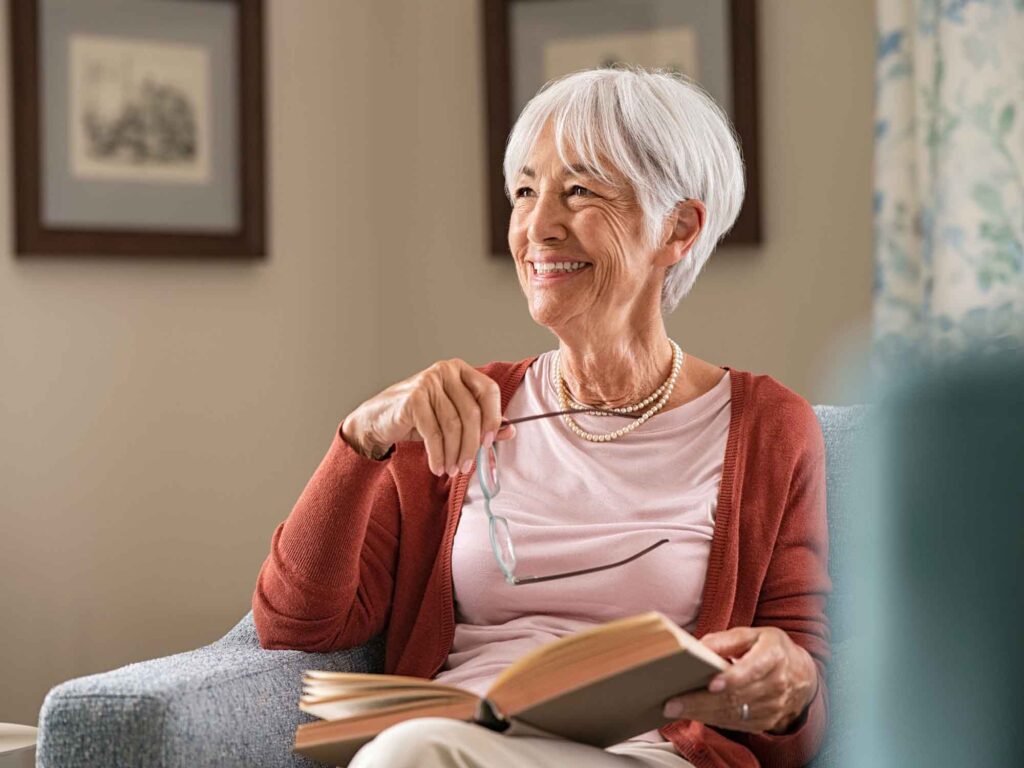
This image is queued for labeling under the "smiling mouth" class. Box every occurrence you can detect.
[529,261,592,276]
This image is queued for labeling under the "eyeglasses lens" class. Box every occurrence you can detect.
[479,444,500,495]
[490,514,516,573]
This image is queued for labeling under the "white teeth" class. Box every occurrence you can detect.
[533,261,588,274]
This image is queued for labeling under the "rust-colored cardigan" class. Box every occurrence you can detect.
[252,357,830,768]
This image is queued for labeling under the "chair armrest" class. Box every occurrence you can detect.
[37,611,385,768]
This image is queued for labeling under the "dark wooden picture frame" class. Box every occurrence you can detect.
[483,0,761,256]
[9,0,265,257]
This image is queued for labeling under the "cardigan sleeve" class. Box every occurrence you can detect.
[251,422,401,652]
[735,406,832,768]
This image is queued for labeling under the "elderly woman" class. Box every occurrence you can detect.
[253,67,829,768]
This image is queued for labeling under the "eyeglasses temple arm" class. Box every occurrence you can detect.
[511,539,670,585]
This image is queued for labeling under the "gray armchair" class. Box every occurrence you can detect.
[36,405,866,768]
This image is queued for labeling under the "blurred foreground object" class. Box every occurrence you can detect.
[849,353,1024,767]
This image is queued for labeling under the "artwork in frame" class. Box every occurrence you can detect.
[9,0,265,257]
[484,0,760,256]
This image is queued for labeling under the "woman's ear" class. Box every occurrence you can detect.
[656,199,706,269]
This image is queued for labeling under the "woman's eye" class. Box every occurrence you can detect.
[514,187,534,199]
[569,185,593,197]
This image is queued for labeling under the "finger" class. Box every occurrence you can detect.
[662,690,743,726]
[700,627,761,660]
[430,387,463,476]
[443,370,483,473]
[711,634,782,692]
[409,391,445,476]
[496,423,517,441]
[724,679,789,733]
[718,670,781,710]
[662,689,710,719]
[459,365,503,442]
[663,679,780,733]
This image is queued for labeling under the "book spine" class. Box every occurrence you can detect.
[474,698,510,733]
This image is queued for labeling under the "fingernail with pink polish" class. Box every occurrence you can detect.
[483,431,495,450]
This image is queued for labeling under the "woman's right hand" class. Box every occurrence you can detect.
[340,358,516,476]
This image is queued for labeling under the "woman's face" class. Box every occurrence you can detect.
[508,123,673,337]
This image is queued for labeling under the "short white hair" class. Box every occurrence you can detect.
[503,66,745,314]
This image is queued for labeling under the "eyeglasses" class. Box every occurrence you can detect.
[475,407,669,585]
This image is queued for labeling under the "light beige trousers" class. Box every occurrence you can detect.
[348,717,696,768]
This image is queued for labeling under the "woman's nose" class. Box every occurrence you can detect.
[526,191,568,243]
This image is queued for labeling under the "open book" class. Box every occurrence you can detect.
[293,611,728,766]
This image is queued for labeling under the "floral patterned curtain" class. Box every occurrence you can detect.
[872,0,1024,377]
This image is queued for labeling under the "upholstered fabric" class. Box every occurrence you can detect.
[36,405,865,768]
[36,612,384,768]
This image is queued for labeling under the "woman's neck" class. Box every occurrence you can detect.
[556,330,677,409]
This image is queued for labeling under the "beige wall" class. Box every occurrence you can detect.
[0,0,875,726]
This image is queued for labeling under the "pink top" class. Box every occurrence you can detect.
[432,350,732,743]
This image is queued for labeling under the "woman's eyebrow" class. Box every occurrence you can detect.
[567,163,601,178]
[518,163,604,180]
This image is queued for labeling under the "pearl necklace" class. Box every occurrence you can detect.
[555,340,684,442]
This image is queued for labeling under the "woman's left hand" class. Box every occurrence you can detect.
[661,626,818,734]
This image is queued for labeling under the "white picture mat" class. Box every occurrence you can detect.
[543,26,700,83]
[510,0,731,121]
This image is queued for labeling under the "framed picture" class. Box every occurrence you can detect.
[9,0,265,257]
[484,0,760,256]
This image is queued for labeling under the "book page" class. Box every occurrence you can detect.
[300,692,466,721]
[301,686,473,704]
[302,678,472,698]
[487,612,664,694]
[294,698,479,766]
[301,671,474,698]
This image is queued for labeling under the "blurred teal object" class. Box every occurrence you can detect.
[849,353,1024,767]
